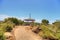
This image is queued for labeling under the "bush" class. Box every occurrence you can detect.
[0,31,5,40]
[39,25,57,39]
[5,26,12,32]
[4,17,23,25]
[0,21,14,32]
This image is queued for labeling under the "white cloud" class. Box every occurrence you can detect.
[0,14,10,20]
[0,14,41,23]
[35,19,41,23]
[0,14,28,21]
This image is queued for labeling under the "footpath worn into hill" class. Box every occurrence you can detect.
[14,26,42,40]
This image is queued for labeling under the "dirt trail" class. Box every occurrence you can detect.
[14,26,42,40]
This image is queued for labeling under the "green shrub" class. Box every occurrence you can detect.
[39,25,58,39]
[4,17,23,25]
[5,26,12,32]
[0,31,5,40]
[0,21,14,32]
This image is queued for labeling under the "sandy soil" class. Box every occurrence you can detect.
[14,26,42,40]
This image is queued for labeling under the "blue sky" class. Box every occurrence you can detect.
[0,0,60,23]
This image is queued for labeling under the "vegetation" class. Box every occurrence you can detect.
[0,32,5,40]
[0,17,24,40]
[38,19,60,40]
[41,19,49,25]
[4,17,23,25]
[0,17,60,40]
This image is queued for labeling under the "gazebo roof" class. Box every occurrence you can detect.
[24,18,35,21]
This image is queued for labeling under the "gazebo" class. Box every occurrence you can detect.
[24,18,35,22]
[24,14,35,26]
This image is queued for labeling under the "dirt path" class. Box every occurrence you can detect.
[14,26,42,40]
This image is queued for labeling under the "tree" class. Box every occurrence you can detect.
[53,20,60,28]
[41,19,49,25]
[4,17,22,25]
